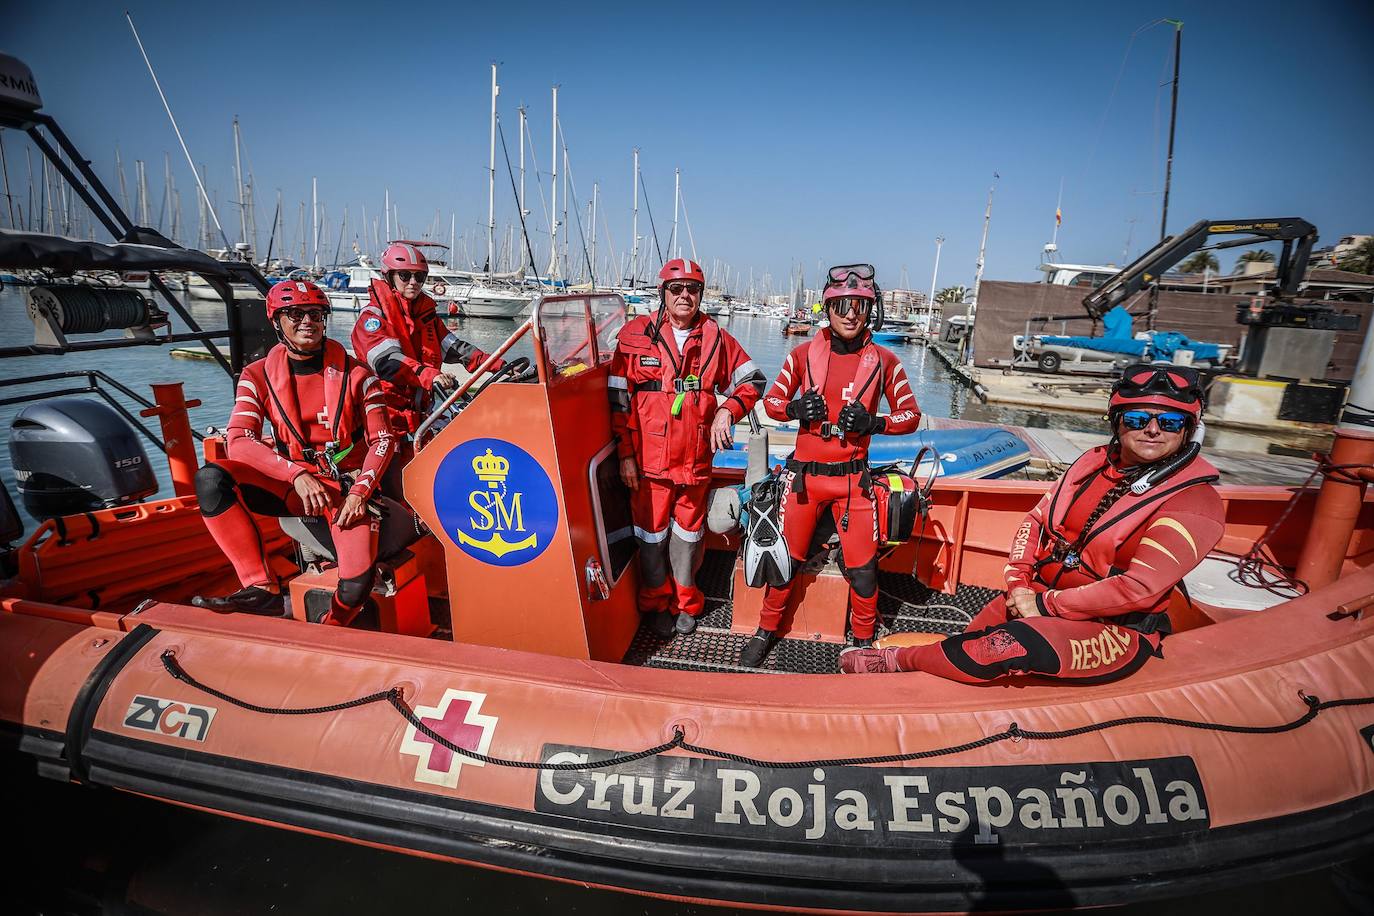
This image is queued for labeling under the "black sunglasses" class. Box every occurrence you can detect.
[665,281,703,296]
[280,307,329,325]
[394,270,427,283]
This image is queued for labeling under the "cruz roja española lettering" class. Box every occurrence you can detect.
[536,745,1210,846]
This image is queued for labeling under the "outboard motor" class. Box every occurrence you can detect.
[8,399,158,520]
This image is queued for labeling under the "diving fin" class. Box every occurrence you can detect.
[743,474,793,588]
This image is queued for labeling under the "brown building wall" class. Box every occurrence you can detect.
[971,281,1372,381]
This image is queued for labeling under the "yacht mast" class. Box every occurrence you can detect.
[233,116,247,247]
[589,182,597,287]
[311,176,319,270]
[517,105,527,270]
[384,188,390,244]
[547,86,559,279]
[135,158,148,227]
[671,168,680,260]
[114,146,130,216]
[630,148,639,287]
[487,62,498,274]
[561,144,569,280]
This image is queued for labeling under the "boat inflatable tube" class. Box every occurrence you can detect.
[742,475,792,588]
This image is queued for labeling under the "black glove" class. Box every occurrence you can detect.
[838,402,885,436]
[785,390,827,424]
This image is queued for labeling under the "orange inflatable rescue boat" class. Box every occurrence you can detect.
[1,55,1372,913]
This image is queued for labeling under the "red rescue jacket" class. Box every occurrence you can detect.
[763,328,921,465]
[227,340,393,499]
[351,279,499,434]
[608,312,764,485]
[1004,445,1224,633]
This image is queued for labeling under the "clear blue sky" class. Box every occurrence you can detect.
[8,0,1374,294]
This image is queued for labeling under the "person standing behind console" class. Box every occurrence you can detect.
[352,242,503,496]
[192,281,393,623]
[840,365,1224,682]
[609,258,766,637]
[742,264,921,668]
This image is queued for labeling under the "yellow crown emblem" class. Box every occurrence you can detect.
[473,448,510,488]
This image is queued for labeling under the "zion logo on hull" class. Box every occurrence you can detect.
[434,438,559,567]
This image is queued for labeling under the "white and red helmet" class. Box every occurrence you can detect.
[659,257,705,288]
[382,242,429,274]
[265,280,331,321]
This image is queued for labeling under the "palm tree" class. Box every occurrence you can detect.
[936,285,967,304]
[1337,238,1374,275]
[1179,252,1219,274]
[1235,249,1275,273]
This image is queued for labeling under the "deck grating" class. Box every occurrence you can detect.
[622,550,999,674]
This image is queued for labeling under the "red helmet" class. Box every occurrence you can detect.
[382,242,429,274]
[1109,364,1204,418]
[266,280,331,320]
[659,257,705,287]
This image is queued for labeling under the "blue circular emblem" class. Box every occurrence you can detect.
[433,438,559,567]
[363,316,382,332]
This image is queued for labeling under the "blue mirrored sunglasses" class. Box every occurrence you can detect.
[1119,410,1189,433]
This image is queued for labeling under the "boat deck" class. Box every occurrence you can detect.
[621,550,997,675]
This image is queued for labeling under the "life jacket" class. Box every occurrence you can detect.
[803,327,884,414]
[257,339,365,472]
[368,278,445,373]
[1033,445,1221,633]
[618,312,728,483]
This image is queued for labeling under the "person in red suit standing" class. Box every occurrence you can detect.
[609,258,766,637]
[742,264,921,668]
[841,364,1224,683]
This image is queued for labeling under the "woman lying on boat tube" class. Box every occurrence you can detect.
[190,281,393,622]
[351,242,516,496]
[842,364,1225,683]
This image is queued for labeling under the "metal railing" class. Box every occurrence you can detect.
[0,370,205,453]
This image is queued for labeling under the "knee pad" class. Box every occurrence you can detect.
[943,620,1058,679]
[335,567,377,609]
[194,463,238,517]
[842,557,879,598]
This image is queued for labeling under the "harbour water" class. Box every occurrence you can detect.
[2,288,1366,914]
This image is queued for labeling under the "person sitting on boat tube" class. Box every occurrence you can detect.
[191,280,394,621]
[840,364,1225,682]
[609,258,766,637]
[351,242,506,495]
[742,264,921,668]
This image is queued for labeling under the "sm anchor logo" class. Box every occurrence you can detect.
[434,438,559,567]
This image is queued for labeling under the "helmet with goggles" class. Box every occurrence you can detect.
[1109,364,1204,420]
[822,263,884,330]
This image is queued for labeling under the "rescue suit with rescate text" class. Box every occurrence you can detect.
[195,339,394,620]
[609,312,765,620]
[895,444,1224,682]
[760,327,920,639]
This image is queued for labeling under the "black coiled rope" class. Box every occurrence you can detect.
[160,650,1374,772]
[34,285,148,333]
